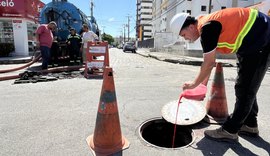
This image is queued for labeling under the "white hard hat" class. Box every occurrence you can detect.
[170,13,189,35]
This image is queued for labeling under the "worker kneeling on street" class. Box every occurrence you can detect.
[170,7,270,142]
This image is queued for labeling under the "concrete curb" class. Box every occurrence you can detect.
[136,50,234,67]
[0,57,32,65]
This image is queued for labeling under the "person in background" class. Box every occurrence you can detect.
[169,7,270,142]
[66,28,82,64]
[81,24,99,63]
[50,36,59,66]
[35,21,57,69]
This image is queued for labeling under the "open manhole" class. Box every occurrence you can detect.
[138,117,195,149]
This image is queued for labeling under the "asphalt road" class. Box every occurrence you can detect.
[1,48,270,156]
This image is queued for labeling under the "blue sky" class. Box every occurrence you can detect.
[41,0,137,38]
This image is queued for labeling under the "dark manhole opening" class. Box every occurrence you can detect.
[139,118,194,149]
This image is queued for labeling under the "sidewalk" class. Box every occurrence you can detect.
[0,56,32,64]
[136,48,237,67]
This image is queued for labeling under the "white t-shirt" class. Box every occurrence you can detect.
[82,31,98,48]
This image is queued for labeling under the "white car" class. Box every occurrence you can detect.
[28,41,37,52]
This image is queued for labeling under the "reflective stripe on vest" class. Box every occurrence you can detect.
[217,9,258,53]
[68,35,81,40]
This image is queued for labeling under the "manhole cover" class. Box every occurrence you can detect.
[138,117,195,149]
[161,99,206,125]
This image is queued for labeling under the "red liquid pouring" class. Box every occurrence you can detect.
[171,84,207,148]
[172,94,183,148]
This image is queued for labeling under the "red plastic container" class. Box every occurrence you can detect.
[181,84,207,101]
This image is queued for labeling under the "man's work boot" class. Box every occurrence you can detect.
[239,125,259,137]
[204,127,239,142]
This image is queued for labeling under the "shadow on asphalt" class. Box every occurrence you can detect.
[191,120,210,129]
[27,65,42,71]
[195,135,270,156]
[91,150,123,156]
[196,137,256,156]
[112,151,123,156]
[123,51,137,54]
[240,135,270,155]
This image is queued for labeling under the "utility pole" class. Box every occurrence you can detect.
[90,0,94,17]
[123,24,126,43]
[208,0,212,14]
[119,29,123,37]
[102,26,106,34]
[126,15,132,41]
[119,29,123,43]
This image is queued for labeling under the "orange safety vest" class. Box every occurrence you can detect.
[197,8,258,54]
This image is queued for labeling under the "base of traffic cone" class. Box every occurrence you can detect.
[203,114,227,125]
[205,62,229,123]
[86,134,130,156]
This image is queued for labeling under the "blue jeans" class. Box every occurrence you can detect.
[40,46,51,69]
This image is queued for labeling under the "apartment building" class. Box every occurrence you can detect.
[136,0,153,41]
[151,0,267,52]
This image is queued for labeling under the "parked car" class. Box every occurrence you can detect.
[123,42,136,53]
[117,44,123,49]
[28,41,37,52]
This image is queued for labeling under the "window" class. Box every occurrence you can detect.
[142,12,152,15]
[141,18,152,21]
[142,6,152,9]
[144,30,152,32]
[0,20,14,43]
[201,6,207,11]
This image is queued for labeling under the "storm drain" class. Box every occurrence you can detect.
[138,118,195,149]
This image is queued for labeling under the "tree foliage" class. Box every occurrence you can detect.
[101,33,114,44]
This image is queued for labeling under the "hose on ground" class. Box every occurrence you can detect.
[0,54,42,74]
[0,75,20,81]
[0,65,85,82]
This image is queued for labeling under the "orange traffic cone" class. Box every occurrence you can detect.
[205,62,229,124]
[86,67,130,156]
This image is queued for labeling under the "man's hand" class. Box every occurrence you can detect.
[182,50,216,91]
[183,81,196,90]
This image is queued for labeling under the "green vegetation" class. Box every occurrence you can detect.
[101,33,114,45]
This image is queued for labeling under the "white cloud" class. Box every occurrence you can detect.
[108,17,115,22]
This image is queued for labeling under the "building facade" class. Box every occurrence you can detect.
[136,0,153,41]
[149,0,269,52]
[0,0,44,56]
